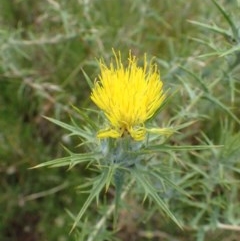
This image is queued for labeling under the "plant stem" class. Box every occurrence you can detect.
[86,178,135,241]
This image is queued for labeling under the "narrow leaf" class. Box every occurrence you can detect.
[188,20,231,39]
[141,144,218,153]
[131,168,182,228]
[32,152,99,169]
[203,94,240,125]
[82,68,94,89]
[211,0,238,37]
[44,116,92,140]
[71,167,114,232]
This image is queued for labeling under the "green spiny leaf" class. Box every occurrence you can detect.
[71,166,114,232]
[131,167,182,228]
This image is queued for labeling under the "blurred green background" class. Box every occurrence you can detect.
[1,0,240,240]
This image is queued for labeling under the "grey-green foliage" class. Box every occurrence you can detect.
[1,0,240,241]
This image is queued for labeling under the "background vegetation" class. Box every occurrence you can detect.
[1,0,240,240]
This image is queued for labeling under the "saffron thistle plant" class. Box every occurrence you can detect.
[34,50,210,234]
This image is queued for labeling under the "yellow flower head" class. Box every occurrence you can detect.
[91,50,166,141]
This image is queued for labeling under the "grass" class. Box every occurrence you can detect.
[1,0,240,240]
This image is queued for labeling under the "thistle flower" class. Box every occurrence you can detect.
[91,50,169,141]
